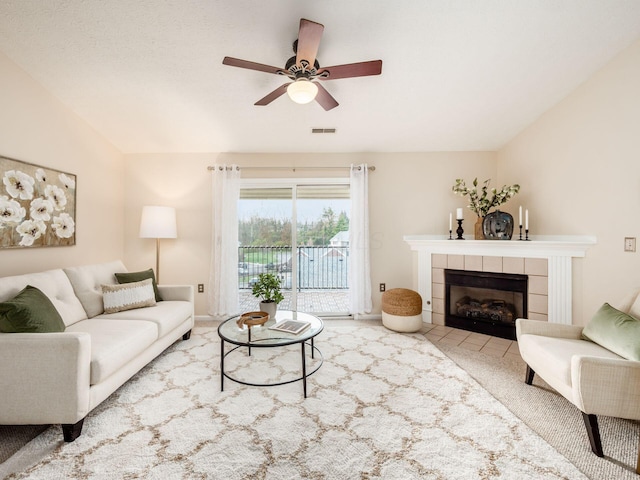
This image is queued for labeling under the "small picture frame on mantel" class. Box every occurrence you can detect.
[0,155,76,249]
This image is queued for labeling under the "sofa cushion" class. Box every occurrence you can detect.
[64,260,127,318]
[66,318,158,384]
[0,269,87,327]
[0,285,66,333]
[96,300,192,338]
[102,279,156,314]
[582,303,640,361]
[115,269,163,302]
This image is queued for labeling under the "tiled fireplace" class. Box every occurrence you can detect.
[444,268,528,339]
[404,235,596,328]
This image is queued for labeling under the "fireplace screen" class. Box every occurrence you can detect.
[445,269,528,340]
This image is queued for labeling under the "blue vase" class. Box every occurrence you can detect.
[482,210,514,240]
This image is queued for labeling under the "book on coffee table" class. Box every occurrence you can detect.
[268,319,311,335]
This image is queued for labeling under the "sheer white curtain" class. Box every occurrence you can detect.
[349,164,372,315]
[208,165,240,318]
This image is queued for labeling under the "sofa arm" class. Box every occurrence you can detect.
[516,318,584,339]
[571,355,640,420]
[0,332,92,425]
[158,285,194,303]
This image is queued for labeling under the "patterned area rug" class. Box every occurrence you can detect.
[1,325,587,479]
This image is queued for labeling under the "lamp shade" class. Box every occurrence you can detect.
[139,206,177,239]
[287,79,318,104]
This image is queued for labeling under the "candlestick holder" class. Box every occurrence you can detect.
[518,225,523,241]
[456,219,464,240]
[525,229,530,241]
[449,229,453,240]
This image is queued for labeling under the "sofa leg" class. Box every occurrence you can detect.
[182,329,192,340]
[581,412,604,457]
[525,365,535,385]
[62,418,84,442]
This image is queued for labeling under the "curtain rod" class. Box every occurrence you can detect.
[207,165,375,172]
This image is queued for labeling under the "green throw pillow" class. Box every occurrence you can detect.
[115,269,163,302]
[582,302,640,361]
[0,285,65,333]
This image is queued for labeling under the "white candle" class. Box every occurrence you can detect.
[525,209,529,230]
[519,206,522,227]
[456,208,463,220]
[449,213,452,231]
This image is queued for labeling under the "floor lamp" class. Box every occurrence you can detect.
[139,206,177,283]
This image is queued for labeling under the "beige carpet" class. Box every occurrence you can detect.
[434,340,639,479]
[0,323,587,479]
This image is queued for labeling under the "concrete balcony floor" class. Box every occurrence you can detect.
[239,289,350,315]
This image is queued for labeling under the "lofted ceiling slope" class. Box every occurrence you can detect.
[0,0,639,154]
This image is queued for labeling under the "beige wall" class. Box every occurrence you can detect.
[497,38,640,324]
[7,33,637,325]
[0,52,125,276]
[123,152,496,316]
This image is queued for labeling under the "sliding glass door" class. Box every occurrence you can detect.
[238,180,350,316]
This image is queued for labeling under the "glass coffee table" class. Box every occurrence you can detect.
[218,310,324,397]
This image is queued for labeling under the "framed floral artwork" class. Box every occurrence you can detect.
[0,155,76,248]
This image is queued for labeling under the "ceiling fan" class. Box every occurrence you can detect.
[222,18,382,111]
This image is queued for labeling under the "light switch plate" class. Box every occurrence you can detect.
[624,237,636,252]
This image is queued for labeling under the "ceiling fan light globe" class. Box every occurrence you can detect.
[287,79,318,104]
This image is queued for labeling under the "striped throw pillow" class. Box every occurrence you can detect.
[102,278,156,314]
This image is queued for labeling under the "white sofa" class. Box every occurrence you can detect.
[0,260,194,442]
[516,289,640,458]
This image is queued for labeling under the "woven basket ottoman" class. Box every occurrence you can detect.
[381,288,423,332]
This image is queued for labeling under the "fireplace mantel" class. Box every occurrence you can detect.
[403,235,596,325]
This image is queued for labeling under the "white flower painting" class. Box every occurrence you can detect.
[0,156,76,248]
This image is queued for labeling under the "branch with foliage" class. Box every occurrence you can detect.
[452,178,520,217]
[251,273,284,304]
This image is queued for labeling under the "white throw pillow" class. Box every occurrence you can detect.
[101,278,156,314]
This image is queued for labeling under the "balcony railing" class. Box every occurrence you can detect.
[238,245,349,290]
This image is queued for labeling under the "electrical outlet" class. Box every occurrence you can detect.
[624,237,636,252]
[379,283,386,292]
[197,284,204,293]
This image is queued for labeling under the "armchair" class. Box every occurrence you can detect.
[516,290,640,465]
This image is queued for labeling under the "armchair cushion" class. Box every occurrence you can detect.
[582,303,640,361]
[0,285,65,333]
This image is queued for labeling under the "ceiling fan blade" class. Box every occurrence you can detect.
[254,83,290,106]
[317,60,382,80]
[296,19,324,67]
[315,83,339,111]
[223,56,284,75]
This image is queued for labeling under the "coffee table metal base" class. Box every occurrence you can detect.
[220,338,323,398]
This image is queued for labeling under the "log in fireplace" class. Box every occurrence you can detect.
[444,269,528,340]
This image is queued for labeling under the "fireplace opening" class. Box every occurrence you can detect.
[445,269,528,340]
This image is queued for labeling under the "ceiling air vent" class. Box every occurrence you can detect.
[311,128,336,134]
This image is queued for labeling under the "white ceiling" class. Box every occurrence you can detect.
[0,0,639,154]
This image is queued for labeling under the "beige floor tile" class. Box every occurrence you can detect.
[444,330,471,341]
[479,346,508,357]
[425,332,444,342]
[480,343,509,354]
[430,325,454,335]
[423,325,519,358]
[507,342,521,354]
[464,335,490,347]
[459,341,483,352]
[505,352,524,363]
[438,336,464,346]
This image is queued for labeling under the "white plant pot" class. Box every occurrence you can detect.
[259,301,277,321]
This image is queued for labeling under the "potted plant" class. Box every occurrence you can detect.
[452,178,520,239]
[251,272,284,319]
